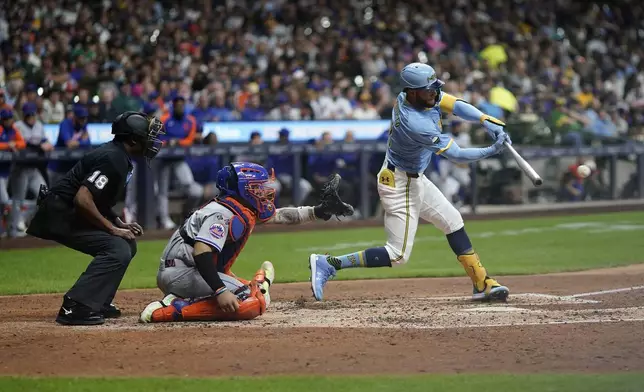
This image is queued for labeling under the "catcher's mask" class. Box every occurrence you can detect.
[111,111,165,165]
[216,162,276,218]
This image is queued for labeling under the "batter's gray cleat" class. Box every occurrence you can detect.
[472,278,510,302]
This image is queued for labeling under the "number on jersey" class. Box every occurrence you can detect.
[87,170,109,190]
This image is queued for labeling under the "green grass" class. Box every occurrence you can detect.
[1,374,643,392]
[1,211,643,295]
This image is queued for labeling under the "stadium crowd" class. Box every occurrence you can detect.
[1,0,644,236]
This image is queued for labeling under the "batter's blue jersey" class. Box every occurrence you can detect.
[386,92,453,173]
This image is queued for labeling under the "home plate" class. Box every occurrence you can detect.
[462,306,528,313]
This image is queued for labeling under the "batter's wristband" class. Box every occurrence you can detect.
[214,287,228,297]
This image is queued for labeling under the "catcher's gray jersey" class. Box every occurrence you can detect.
[158,201,245,298]
[160,201,233,268]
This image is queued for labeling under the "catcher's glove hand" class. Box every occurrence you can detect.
[314,174,355,221]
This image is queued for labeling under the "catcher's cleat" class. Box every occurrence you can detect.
[472,278,510,302]
[139,294,179,323]
[315,174,355,221]
[255,261,275,307]
[309,254,336,301]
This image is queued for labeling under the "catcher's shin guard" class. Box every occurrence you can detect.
[457,253,509,301]
[147,283,267,322]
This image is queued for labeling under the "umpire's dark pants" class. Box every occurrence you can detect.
[27,195,137,310]
[58,230,137,310]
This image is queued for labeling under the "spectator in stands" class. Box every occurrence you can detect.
[24,84,39,106]
[549,98,586,147]
[0,109,26,237]
[191,93,215,132]
[97,87,120,124]
[11,103,50,236]
[266,128,313,207]
[42,88,65,124]
[240,94,265,121]
[266,94,301,121]
[0,88,12,112]
[318,86,353,120]
[112,82,141,114]
[211,92,236,122]
[87,101,102,123]
[576,85,595,109]
[157,96,203,229]
[352,92,380,120]
[585,99,618,141]
[47,105,90,187]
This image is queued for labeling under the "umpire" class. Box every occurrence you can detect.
[27,111,165,326]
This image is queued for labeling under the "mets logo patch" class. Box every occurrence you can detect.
[209,223,225,239]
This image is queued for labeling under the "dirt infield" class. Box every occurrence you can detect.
[1,264,644,377]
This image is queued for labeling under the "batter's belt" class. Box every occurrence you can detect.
[387,161,419,178]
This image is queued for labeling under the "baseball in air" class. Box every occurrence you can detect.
[577,164,591,178]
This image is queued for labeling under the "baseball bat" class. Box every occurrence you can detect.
[504,142,543,187]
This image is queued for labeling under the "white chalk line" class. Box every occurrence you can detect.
[411,293,600,304]
[412,317,644,330]
[569,285,644,298]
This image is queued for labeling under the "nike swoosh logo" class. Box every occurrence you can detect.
[62,307,72,315]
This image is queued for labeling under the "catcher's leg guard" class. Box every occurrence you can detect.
[457,253,509,301]
[147,283,267,322]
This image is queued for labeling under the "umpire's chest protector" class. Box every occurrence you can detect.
[216,197,258,273]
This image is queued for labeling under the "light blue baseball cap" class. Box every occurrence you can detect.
[400,62,444,90]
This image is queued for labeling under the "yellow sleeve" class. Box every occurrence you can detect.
[438,93,457,114]
[479,114,506,126]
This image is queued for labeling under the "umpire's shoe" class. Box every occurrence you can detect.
[101,303,122,319]
[56,296,105,326]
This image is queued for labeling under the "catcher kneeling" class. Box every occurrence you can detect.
[140,162,353,323]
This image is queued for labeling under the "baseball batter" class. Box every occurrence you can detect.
[140,162,353,323]
[310,63,512,302]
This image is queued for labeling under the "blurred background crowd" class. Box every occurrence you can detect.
[1,0,644,236]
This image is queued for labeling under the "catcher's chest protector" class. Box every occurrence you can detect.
[217,197,257,273]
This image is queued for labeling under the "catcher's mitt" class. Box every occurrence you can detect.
[316,174,355,221]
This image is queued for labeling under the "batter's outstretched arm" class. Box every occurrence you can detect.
[440,93,510,143]
[440,137,505,164]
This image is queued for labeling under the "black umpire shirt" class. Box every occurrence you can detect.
[51,140,133,224]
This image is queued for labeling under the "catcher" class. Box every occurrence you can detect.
[140,162,353,323]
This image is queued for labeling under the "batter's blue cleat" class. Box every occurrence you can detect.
[309,254,336,301]
[472,278,510,302]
